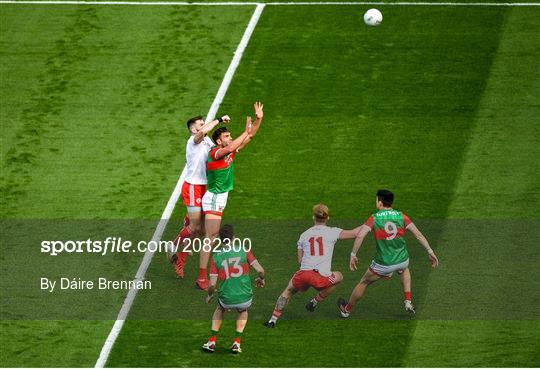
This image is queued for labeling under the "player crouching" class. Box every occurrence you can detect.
[264,204,361,328]
[202,224,265,354]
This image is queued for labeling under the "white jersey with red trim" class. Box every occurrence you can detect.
[297,225,343,277]
[184,135,214,185]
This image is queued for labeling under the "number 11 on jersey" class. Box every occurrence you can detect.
[309,236,324,256]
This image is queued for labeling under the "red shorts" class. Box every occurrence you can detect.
[291,270,338,292]
[181,182,206,207]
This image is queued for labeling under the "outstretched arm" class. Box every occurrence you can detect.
[194,115,230,144]
[238,102,264,150]
[349,225,371,271]
[407,223,439,267]
[338,225,363,240]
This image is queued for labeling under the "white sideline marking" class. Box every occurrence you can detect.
[1,1,539,6]
[93,4,265,368]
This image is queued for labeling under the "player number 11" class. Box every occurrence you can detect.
[309,236,324,256]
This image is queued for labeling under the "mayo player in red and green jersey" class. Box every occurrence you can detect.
[338,189,439,317]
[202,225,265,354]
[195,102,264,291]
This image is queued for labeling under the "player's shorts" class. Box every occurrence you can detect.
[369,259,409,278]
[181,181,206,209]
[202,191,229,216]
[291,270,339,292]
[218,298,252,312]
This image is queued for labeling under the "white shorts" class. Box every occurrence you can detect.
[202,191,229,216]
[218,298,252,311]
[369,259,409,277]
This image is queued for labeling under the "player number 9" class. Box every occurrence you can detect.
[384,221,398,240]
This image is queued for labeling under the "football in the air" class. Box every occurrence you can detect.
[364,9,383,26]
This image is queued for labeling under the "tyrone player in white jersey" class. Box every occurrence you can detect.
[170,114,230,278]
[264,204,361,328]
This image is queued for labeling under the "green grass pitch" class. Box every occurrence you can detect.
[1,1,539,367]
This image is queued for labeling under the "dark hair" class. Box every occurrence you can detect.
[212,127,229,144]
[219,224,234,242]
[376,189,394,206]
[186,116,203,130]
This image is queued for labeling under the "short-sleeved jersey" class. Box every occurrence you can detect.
[184,136,214,185]
[206,146,236,194]
[209,249,257,305]
[297,225,343,277]
[364,208,412,266]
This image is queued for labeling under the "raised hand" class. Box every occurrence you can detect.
[254,101,264,119]
[221,115,231,123]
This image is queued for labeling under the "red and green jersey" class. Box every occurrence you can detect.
[207,146,236,194]
[364,208,412,266]
[209,249,257,305]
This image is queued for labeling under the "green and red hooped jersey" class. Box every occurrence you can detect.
[364,209,412,266]
[209,249,257,305]
[206,146,236,194]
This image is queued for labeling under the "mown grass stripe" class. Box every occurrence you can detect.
[404,6,540,366]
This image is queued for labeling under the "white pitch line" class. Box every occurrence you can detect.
[93,3,265,368]
[1,0,539,5]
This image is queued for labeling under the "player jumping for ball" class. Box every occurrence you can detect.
[169,114,231,278]
[338,189,439,317]
[196,102,264,290]
[264,204,361,328]
[202,224,265,354]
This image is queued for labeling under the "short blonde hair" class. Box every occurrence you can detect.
[313,204,329,222]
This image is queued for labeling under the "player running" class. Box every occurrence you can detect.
[202,224,265,354]
[338,189,439,317]
[196,102,264,290]
[264,204,361,328]
[170,114,230,278]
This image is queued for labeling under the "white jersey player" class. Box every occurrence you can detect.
[264,204,361,328]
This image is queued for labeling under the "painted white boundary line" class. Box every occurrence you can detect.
[1,0,539,5]
[93,4,265,368]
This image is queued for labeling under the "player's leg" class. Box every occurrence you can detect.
[231,309,248,354]
[196,213,221,290]
[172,183,205,277]
[265,280,298,327]
[338,268,381,317]
[306,271,343,312]
[202,305,225,352]
[173,207,203,278]
[399,267,415,314]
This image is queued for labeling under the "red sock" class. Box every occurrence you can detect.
[198,268,207,279]
[173,226,192,248]
[176,250,189,266]
[209,335,216,342]
[234,337,241,344]
[404,291,411,301]
[314,292,325,303]
[345,303,353,312]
